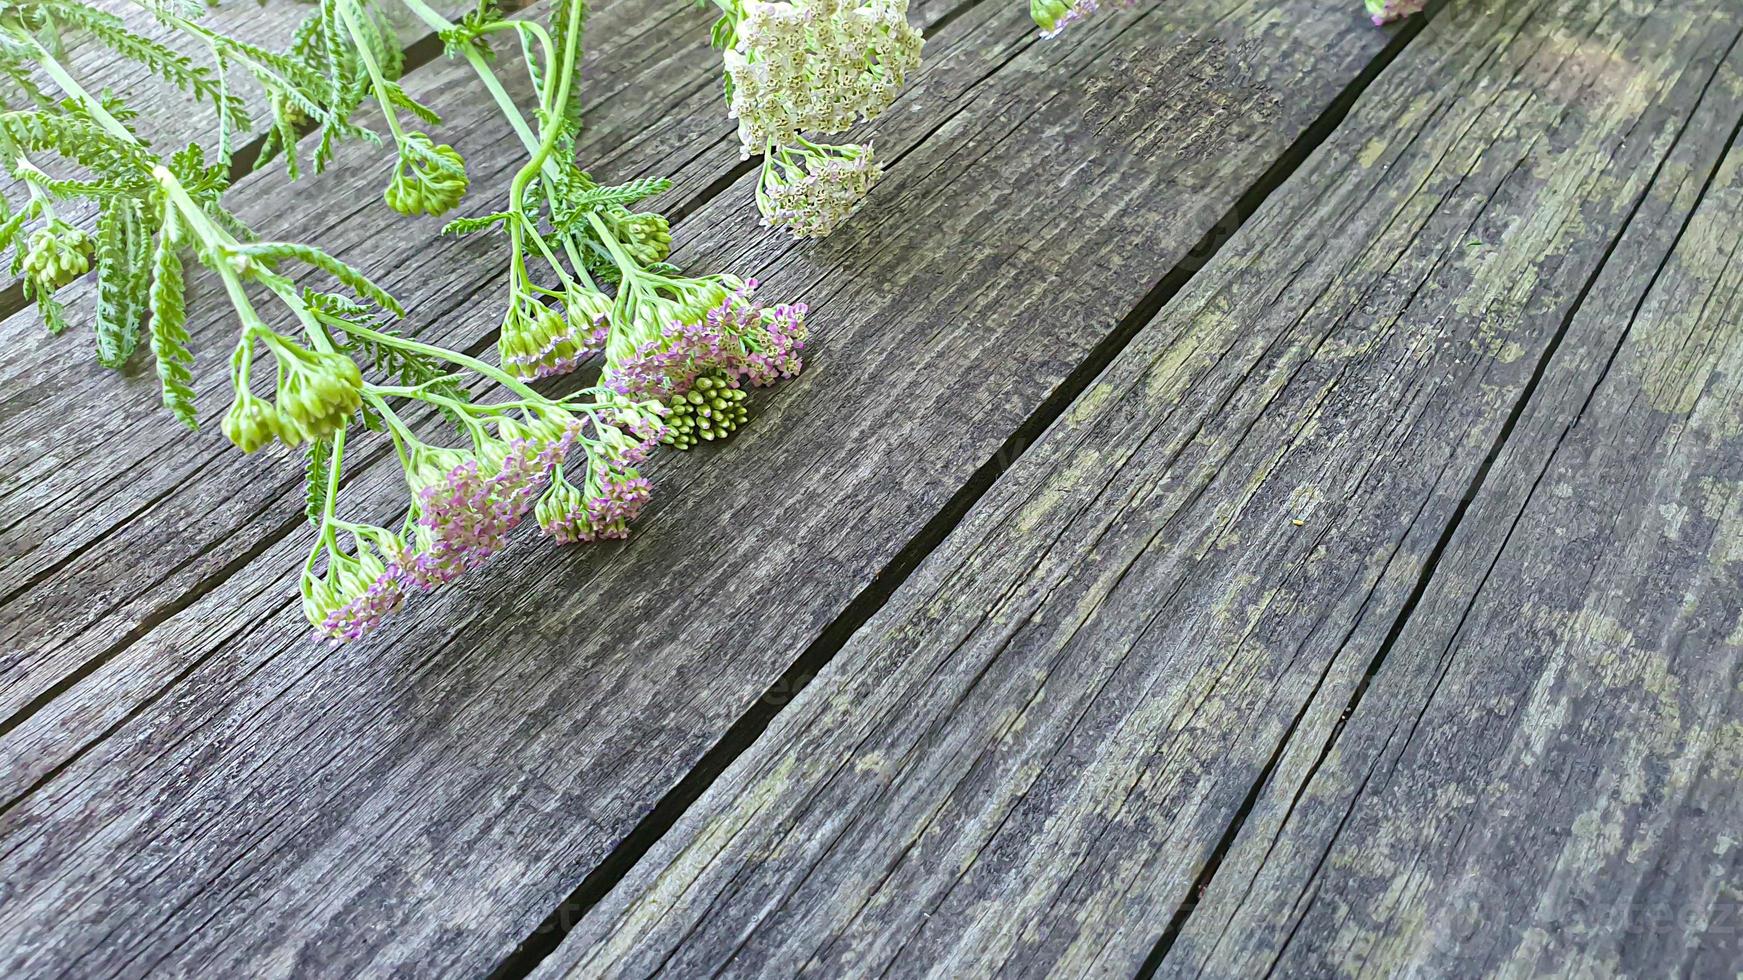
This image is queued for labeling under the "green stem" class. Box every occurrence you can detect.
[363,390,418,471]
[14,154,57,214]
[320,428,349,547]
[25,36,133,143]
[399,0,543,149]
[397,0,601,291]
[347,320,545,401]
[338,0,413,146]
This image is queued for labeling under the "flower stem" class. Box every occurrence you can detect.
[347,320,547,401]
[338,0,413,146]
[396,0,603,290]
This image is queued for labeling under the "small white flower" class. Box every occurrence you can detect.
[726,0,924,154]
[757,140,882,238]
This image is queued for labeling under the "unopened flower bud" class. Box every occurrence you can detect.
[383,133,470,217]
[500,299,584,380]
[275,349,364,445]
[611,210,673,265]
[222,391,283,453]
[535,476,590,544]
[660,371,750,449]
[23,219,94,292]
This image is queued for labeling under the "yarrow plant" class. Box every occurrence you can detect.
[0,0,823,644]
[7,0,1395,641]
[708,0,922,236]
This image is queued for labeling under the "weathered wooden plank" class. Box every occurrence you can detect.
[0,0,1397,975]
[531,1,1743,975]
[1156,46,1743,980]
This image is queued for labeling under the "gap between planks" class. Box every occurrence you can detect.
[482,9,1441,979]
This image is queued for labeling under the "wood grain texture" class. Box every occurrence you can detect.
[534,1,1743,976]
[1159,30,1743,980]
[0,0,1397,975]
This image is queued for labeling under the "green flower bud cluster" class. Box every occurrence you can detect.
[277,349,365,443]
[222,391,282,453]
[499,299,584,380]
[23,219,94,292]
[661,372,749,449]
[534,476,587,538]
[223,348,365,453]
[273,92,311,129]
[610,209,672,266]
[383,133,470,217]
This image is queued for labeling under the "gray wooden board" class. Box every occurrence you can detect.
[534,0,1743,975]
[0,0,1399,975]
[1159,28,1743,980]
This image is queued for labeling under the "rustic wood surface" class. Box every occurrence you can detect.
[2,0,1739,976]
[538,0,1743,975]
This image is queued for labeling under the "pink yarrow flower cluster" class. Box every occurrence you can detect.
[304,402,663,643]
[604,279,809,402]
[536,462,654,543]
[1029,0,1137,37]
[499,291,613,381]
[303,541,408,644]
[401,440,551,587]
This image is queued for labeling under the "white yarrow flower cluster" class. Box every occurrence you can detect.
[721,0,921,238]
[757,140,882,238]
[726,0,923,154]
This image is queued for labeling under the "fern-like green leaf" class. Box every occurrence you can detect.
[40,1,248,133]
[304,436,332,525]
[585,176,670,208]
[0,209,29,256]
[0,108,156,180]
[237,241,403,316]
[30,283,69,335]
[94,196,151,367]
[147,213,197,428]
[548,0,587,141]
[441,210,512,236]
[381,79,441,127]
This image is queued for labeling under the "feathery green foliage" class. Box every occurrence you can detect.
[145,210,197,427]
[94,195,151,366]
